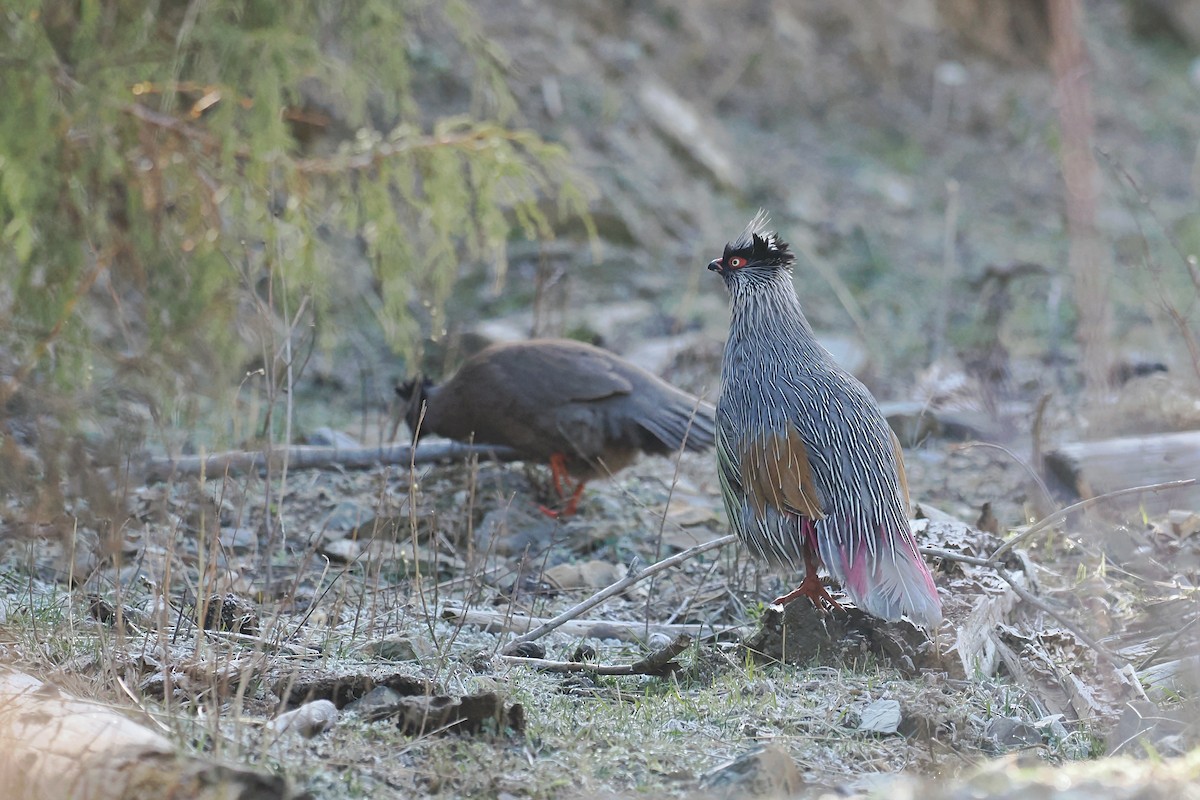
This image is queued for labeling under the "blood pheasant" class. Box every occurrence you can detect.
[709,213,941,629]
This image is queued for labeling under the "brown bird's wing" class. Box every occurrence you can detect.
[430,340,633,457]
[505,340,636,405]
[741,427,826,520]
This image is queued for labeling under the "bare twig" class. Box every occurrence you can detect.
[933,178,960,362]
[1136,614,1200,671]
[1030,391,1053,473]
[498,534,737,655]
[955,440,1057,513]
[989,479,1197,561]
[499,634,693,676]
[1049,0,1112,398]
[919,547,998,569]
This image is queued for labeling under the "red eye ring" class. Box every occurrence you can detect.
[727,256,745,268]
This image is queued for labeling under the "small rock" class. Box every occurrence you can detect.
[201,593,259,635]
[570,644,597,662]
[323,501,370,533]
[344,685,404,716]
[542,560,622,590]
[645,632,673,652]
[306,427,361,449]
[319,537,363,562]
[876,174,914,213]
[392,691,525,737]
[700,745,803,798]
[935,60,969,87]
[362,635,434,662]
[86,594,117,625]
[1168,509,1200,537]
[268,699,339,737]
[477,506,557,557]
[509,642,546,659]
[986,716,1043,749]
[219,526,257,552]
[858,698,902,735]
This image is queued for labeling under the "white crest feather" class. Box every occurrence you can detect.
[730,209,778,251]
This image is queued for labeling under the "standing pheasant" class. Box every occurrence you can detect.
[709,212,942,629]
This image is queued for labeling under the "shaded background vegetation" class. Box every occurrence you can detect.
[1,0,592,521]
[3,0,1199,484]
[1,0,1198,558]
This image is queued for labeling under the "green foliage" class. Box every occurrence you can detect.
[0,0,591,411]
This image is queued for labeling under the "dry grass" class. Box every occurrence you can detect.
[0,433,1152,798]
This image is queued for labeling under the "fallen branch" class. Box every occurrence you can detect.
[141,441,522,482]
[500,634,693,676]
[1045,432,1200,509]
[443,606,733,644]
[497,534,737,655]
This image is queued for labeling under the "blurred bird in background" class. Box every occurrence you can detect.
[396,339,715,517]
[709,212,941,629]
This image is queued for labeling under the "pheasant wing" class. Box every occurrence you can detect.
[741,427,826,520]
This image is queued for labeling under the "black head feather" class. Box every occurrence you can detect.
[722,210,794,268]
[394,376,434,442]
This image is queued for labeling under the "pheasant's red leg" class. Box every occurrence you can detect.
[548,453,569,496]
[771,545,844,611]
[561,478,588,517]
[539,477,588,519]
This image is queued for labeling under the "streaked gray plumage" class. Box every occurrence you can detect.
[396,339,715,515]
[709,212,941,629]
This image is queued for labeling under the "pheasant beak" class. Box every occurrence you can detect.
[707,258,724,274]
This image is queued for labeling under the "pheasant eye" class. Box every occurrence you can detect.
[727,256,745,268]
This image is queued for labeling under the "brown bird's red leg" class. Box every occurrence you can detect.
[561,478,587,516]
[539,477,588,519]
[548,453,570,496]
[771,545,844,611]
[539,453,587,519]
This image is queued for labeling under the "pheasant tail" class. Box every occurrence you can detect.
[824,522,941,630]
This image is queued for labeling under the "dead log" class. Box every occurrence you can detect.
[0,669,287,800]
[879,400,1002,443]
[140,440,521,482]
[1044,431,1200,510]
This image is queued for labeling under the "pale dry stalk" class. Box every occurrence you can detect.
[1049,0,1112,399]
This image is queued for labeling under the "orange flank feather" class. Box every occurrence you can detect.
[742,429,826,520]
